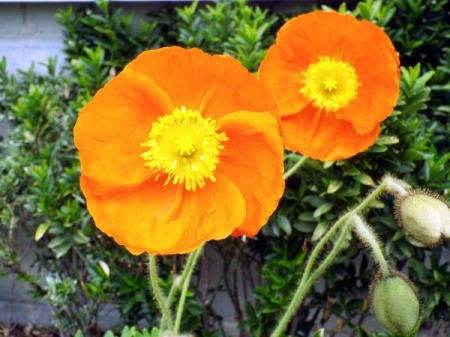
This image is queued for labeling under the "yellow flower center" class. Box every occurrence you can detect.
[141,107,228,191]
[300,56,361,113]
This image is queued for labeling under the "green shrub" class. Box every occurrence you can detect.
[0,0,448,336]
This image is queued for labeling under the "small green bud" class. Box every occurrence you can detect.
[395,191,450,247]
[369,270,421,335]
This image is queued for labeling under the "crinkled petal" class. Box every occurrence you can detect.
[217,110,285,236]
[74,69,173,192]
[163,174,247,254]
[126,47,278,121]
[335,20,400,134]
[282,104,380,161]
[259,11,399,139]
[81,173,246,255]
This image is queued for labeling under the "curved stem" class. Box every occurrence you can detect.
[352,215,390,277]
[270,219,353,337]
[306,219,354,287]
[270,181,387,337]
[383,176,409,196]
[283,155,308,180]
[174,244,204,333]
[301,181,385,285]
[160,250,198,331]
[148,254,174,331]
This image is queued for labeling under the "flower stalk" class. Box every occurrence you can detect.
[148,254,174,330]
[283,155,307,180]
[384,176,409,196]
[174,244,204,334]
[160,250,199,331]
[270,180,388,337]
[352,215,390,277]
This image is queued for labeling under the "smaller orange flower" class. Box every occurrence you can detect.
[74,47,285,255]
[259,11,400,161]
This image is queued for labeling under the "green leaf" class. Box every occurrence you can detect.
[313,202,333,218]
[293,221,316,233]
[35,221,51,241]
[99,260,110,278]
[150,328,160,337]
[312,221,329,242]
[47,237,67,249]
[277,215,292,235]
[327,180,343,194]
[377,135,400,145]
[312,328,325,337]
[354,173,376,186]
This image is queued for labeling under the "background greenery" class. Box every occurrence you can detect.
[0,0,448,336]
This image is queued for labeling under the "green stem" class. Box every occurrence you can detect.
[270,181,387,337]
[270,220,353,337]
[174,244,204,334]
[352,215,390,277]
[306,218,354,288]
[148,254,174,331]
[306,181,385,284]
[160,250,198,332]
[383,176,409,196]
[283,155,308,180]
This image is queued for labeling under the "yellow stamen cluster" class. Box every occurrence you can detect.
[141,107,228,191]
[300,56,361,113]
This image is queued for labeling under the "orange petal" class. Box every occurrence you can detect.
[74,69,173,193]
[81,173,246,255]
[163,174,247,254]
[217,110,285,237]
[258,44,310,116]
[259,11,360,116]
[282,104,380,161]
[335,20,400,133]
[126,47,278,121]
[259,11,400,134]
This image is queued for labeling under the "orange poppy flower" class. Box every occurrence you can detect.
[74,47,285,255]
[259,11,400,161]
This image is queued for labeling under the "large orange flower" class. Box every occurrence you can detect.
[74,47,285,255]
[259,11,400,161]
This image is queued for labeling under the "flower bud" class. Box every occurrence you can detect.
[369,269,421,335]
[395,191,450,247]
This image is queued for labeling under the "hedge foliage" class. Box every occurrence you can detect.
[0,0,448,336]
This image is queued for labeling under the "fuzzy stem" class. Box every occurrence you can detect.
[174,243,204,333]
[286,220,354,324]
[148,254,174,330]
[384,176,409,196]
[160,250,198,332]
[304,181,386,285]
[283,156,308,180]
[306,218,354,289]
[352,215,390,277]
[270,181,387,337]
[270,220,353,337]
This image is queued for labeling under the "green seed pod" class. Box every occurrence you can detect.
[395,190,450,247]
[369,269,421,335]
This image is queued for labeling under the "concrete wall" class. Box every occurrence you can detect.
[0,3,65,73]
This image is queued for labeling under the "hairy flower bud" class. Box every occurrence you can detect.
[369,269,421,335]
[395,191,450,247]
